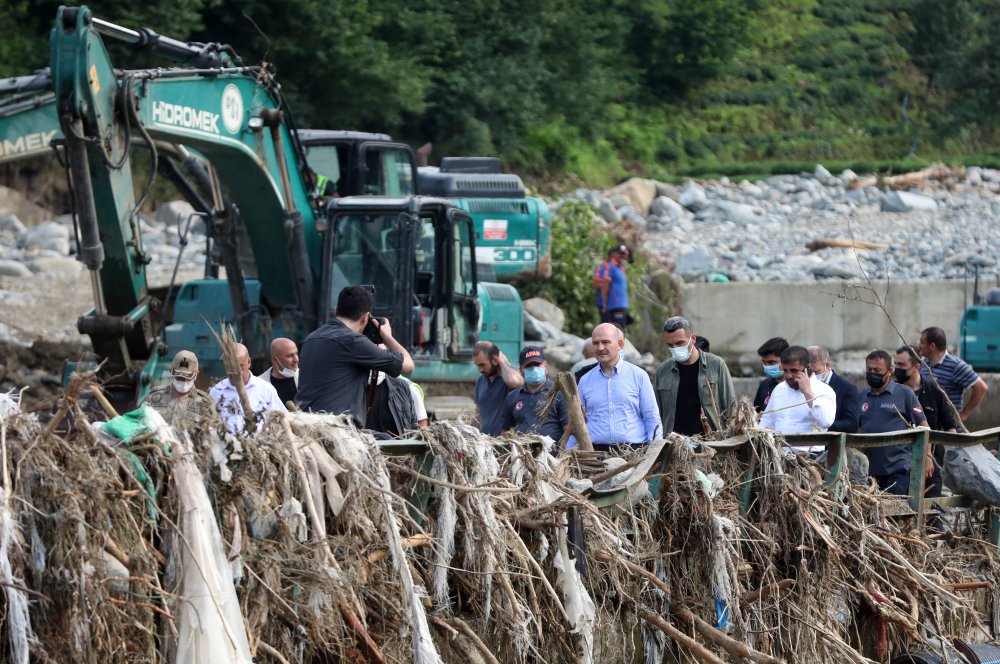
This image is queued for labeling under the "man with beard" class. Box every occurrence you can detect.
[472,341,524,436]
[758,345,836,453]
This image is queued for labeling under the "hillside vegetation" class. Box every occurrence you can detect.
[2,0,999,185]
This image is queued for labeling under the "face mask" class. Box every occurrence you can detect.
[618,350,625,361]
[523,365,546,385]
[865,372,886,389]
[173,379,195,394]
[763,364,782,379]
[278,365,299,379]
[893,367,910,383]
[670,343,692,363]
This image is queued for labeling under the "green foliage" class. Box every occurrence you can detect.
[517,200,676,353]
[518,201,607,337]
[7,0,1000,182]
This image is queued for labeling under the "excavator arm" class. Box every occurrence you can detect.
[0,6,320,398]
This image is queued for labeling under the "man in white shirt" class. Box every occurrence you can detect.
[210,343,287,434]
[759,345,836,453]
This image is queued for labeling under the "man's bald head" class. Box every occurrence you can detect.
[592,323,625,370]
[270,337,299,375]
[234,343,251,381]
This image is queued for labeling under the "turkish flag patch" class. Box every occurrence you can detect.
[861,402,869,412]
[515,401,523,411]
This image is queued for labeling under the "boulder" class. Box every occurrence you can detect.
[523,298,565,333]
[965,166,982,186]
[27,255,82,277]
[649,196,684,222]
[18,221,70,255]
[784,254,824,271]
[942,445,1000,505]
[156,200,197,227]
[0,214,26,240]
[713,200,762,226]
[0,186,52,226]
[811,256,861,279]
[596,198,621,223]
[676,246,718,281]
[523,311,560,343]
[608,193,632,209]
[880,191,938,213]
[543,343,579,369]
[0,259,31,278]
[679,181,708,211]
[608,178,658,215]
[814,163,833,183]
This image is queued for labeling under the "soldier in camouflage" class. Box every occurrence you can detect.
[142,350,217,428]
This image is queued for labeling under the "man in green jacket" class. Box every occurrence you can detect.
[654,316,736,436]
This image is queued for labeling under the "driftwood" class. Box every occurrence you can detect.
[552,371,593,451]
[805,238,890,252]
[881,163,951,190]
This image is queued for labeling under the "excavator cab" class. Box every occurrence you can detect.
[321,196,499,383]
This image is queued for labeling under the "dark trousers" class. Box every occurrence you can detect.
[872,471,910,496]
[600,308,630,331]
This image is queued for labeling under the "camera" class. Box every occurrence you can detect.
[363,316,385,344]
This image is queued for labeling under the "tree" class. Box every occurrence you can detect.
[628,0,759,99]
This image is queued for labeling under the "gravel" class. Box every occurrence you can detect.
[568,165,1000,283]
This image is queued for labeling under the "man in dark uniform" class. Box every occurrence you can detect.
[500,347,568,444]
[753,337,788,412]
[895,346,958,497]
[858,349,928,495]
[142,350,217,428]
[472,340,524,436]
[296,286,414,427]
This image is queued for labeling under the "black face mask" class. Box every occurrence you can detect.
[893,367,910,383]
[866,371,886,389]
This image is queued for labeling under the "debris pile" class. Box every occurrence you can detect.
[0,388,997,663]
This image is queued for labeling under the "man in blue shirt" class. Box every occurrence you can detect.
[594,245,630,331]
[576,323,661,449]
[473,340,524,436]
[501,346,568,444]
[918,326,988,429]
[858,349,928,495]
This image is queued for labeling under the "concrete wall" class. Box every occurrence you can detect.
[683,279,968,373]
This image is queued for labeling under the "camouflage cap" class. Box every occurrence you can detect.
[170,350,199,380]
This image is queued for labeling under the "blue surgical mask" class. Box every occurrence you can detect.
[763,364,782,379]
[670,343,692,363]
[524,365,546,385]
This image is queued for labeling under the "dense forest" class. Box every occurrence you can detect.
[3,0,999,185]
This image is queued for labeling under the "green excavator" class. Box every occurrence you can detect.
[0,6,539,409]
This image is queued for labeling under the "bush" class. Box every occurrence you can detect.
[517,200,677,355]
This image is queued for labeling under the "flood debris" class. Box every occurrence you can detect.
[0,385,996,663]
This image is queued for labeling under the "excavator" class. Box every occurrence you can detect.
[0,6,528,408]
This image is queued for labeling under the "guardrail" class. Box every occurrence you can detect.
[782,428,1000,546]
[378,430,1000,546]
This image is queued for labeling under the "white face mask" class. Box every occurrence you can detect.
[670,342,692,363]
[173,379,195,394]
[278,366,299,379]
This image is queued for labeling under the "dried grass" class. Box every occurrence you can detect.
[0,389,995,663]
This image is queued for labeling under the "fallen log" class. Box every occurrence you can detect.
[805,238,889,252]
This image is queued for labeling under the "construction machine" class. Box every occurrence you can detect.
[0,6,524,408]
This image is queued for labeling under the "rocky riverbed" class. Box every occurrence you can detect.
[566,163,1000,284]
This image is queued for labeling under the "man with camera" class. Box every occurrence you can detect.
[296,285,414,427]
